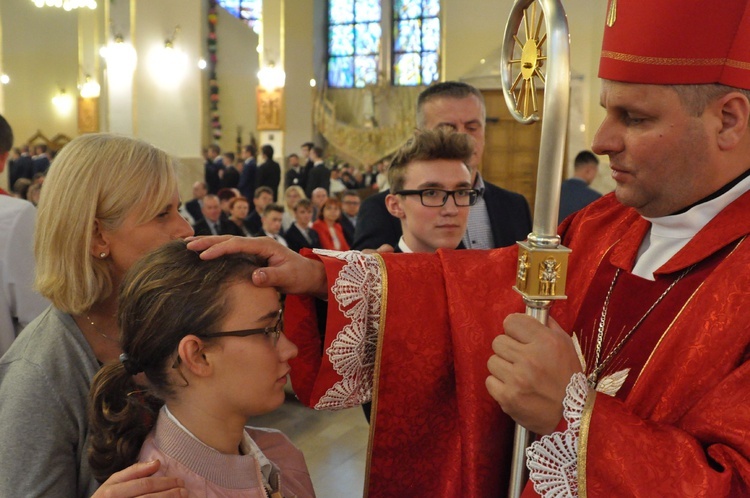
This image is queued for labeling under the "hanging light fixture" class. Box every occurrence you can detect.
[31,0,97,10]
[79,75,101,98]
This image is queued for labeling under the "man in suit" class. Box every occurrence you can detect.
[255,144,281,201]
[284,198,320,253]
[238,144,257,200]
[31,144,50,176]
[204,144,224,195]
[9,146,33,189]
[254,203,287,247]
[192,194,240,236]
[285,153,304,189]
[304,146,329,198]
[558,150,602,223]
[183,181,208,224]
[353,81,532,251]
[338,190,360,247]
[244,186,274,235]
[299,142,315,190]
[220,152,240,190]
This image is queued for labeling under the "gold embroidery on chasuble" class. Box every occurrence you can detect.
[364,254,388,494]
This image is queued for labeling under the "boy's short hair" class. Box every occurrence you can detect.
[254,186,274,198]
[262,203,284,216]
[293,198,313,211]
[388,128,474,193]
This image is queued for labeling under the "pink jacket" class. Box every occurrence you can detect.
[138,411,315,497]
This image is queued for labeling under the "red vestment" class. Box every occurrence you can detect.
[286,191,750,497]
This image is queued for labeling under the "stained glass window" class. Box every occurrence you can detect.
[328,0,382,88]
[393,0,440,86]
[218,0,262,31]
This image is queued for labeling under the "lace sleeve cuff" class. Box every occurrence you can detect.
[525,372,592,498]
[311,249,384,410]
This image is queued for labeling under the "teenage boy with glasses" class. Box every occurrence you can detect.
[384,128,477,254]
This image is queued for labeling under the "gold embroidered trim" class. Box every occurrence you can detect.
[577,390,597,498]
[634,236,747,388]
[601,51,750,71]
[363,254,388,498]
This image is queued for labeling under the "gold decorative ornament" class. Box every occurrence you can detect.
[607,0,617,27]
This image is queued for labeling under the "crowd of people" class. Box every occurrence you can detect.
[1,1,750,496]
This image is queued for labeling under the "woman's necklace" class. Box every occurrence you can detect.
[587,264,694,389]
[84,314,120,343]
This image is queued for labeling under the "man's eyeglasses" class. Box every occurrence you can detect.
[395,188,480,207]
[196,309,283,346]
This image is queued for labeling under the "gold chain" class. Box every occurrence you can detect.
[84,314,120,343]
[587,264,694,388]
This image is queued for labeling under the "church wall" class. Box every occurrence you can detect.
[0,1,78,148]
[283,0,315,157]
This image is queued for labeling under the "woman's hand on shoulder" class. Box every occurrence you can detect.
[92,460,187,498]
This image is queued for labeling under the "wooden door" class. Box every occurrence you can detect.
[479,89,544,216]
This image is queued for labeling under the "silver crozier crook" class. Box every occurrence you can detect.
[500,0,571,497]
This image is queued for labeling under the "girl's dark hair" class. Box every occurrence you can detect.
[88,240,267,482]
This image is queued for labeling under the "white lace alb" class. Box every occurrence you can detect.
[311,249,383,410]
[525,372,590,498]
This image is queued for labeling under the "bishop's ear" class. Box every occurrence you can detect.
[716,91,750,151]
[385,194,405,219]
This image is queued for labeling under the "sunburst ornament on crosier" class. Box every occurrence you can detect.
[507,2,548,121]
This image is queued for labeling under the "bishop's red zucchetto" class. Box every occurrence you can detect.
[599,0,750,90]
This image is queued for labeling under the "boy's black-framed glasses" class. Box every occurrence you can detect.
[395,188,480,207]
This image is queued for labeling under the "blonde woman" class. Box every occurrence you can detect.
[281,185,305,232]
[0,134,192,497]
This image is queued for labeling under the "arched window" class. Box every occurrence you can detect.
[327,0,440,88]
[218,0,262,30]
[328,0,382,88]
[393,0,440,86]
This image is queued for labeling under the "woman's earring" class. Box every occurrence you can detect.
[99,252,108,259]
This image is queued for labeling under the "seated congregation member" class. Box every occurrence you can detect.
[284,199,321,254]
[0,133,191,497]
[88,241,314,497]
[337,190,360,247]
[255,203,288,247]
[312,198,349,251]
[227,196,255,237]
[281,185,305,232]
[245,186,273,235]
[217,188,238,220]
[309,187,328,222]
[193,194,241,236]
[187,181,208,222]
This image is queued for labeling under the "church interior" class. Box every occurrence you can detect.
[0,0,614,495]
[0,0,614,200]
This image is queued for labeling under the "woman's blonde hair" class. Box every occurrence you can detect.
[34,133,178,314]
[283,185,306,212]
